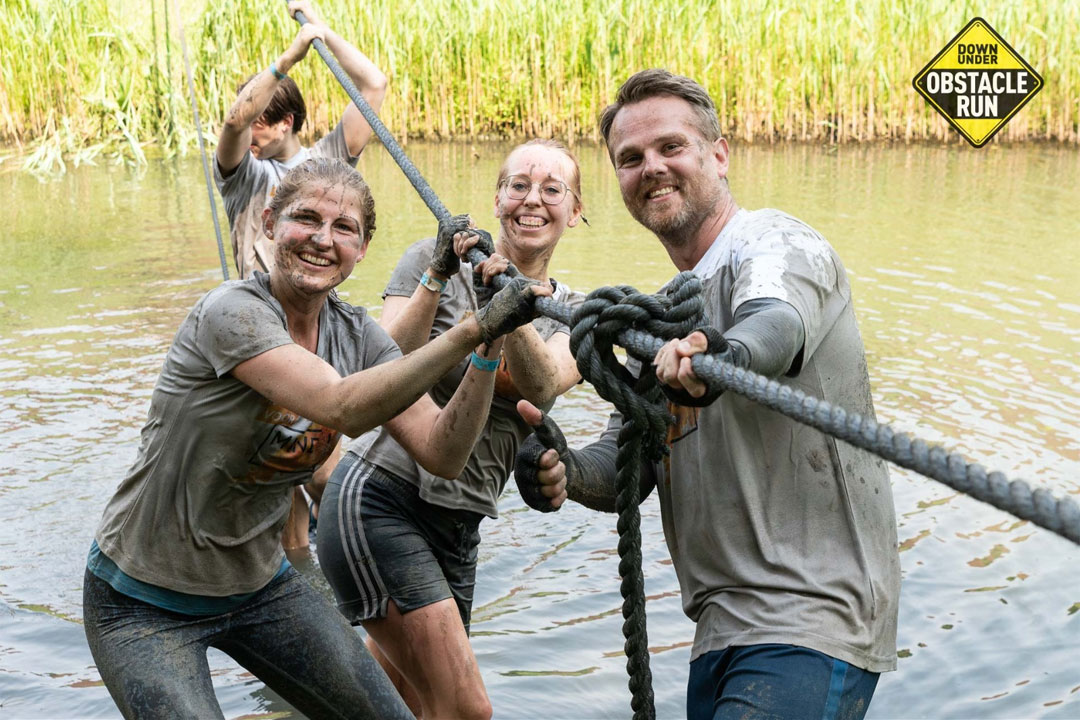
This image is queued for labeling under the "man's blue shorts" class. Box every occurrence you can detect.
[687,643,880,720]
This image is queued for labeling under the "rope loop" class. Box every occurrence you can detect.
[562,275,706,718]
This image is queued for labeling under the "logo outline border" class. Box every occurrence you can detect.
[912,16,1044,148]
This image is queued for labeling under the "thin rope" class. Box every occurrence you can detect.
[172,0,228,281]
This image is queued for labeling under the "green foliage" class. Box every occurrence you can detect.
[2,0,1078,172]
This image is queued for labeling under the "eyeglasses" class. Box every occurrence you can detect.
[498,174,590,226]
[500,174,581,205]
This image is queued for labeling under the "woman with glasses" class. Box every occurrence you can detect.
[318,139,587,719]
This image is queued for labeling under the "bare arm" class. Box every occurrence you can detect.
[216,21,325,175]
[290,0,387,156]
[232,318,483,439]
[289,0,386,156]
[382,225,500,354]
[232,276,550,473]
[380,286,443,354]
[306,436,341,510]
[319,26,388,157]
[381,340,503,478]
[502,327,581,407]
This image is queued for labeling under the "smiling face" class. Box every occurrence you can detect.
[262,181,369,298]
[607,95,730,247]
[494,144,582,262]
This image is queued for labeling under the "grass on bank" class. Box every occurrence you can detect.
[1,0,1078,172]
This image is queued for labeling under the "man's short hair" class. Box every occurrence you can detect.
[237,75,307,134]
[599,69,722,148]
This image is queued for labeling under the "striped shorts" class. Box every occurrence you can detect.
[317,452,483,631]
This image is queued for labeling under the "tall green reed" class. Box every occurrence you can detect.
[1,0,1077,173]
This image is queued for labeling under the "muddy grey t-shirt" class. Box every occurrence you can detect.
[95,273,400,596]
[650,208,900,672]
[214,123,356,279]
[349,237,584,517]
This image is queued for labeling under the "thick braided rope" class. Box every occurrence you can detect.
[567,277,705,719]
[554,276,1080,545]
[685,354,1080,544]
[601,325,1080,545]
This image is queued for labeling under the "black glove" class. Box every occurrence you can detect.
[514,410,573,513]
[474,276,542,345]
[472,256,519,309]
[431,214,471,278]
[657,325,733,408]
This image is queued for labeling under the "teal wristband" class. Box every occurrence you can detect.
[270,62,287,81]
[470,352,501,372]
[419,272,447,293]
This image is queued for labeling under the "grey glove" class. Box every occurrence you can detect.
[472,257,519,309]
[431,214,471,278]
[474,276,542,345]
[514,410,571,513]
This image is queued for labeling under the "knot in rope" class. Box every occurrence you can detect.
[569,272,704,463]
[565,272,704,720]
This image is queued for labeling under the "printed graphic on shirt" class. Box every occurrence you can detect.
[666,402,700,445]
[663,402,699,481]
[243,403,340,482]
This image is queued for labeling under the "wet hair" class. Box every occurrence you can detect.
[599,69,722,151]
[267,158,376,242]
[238,74,307,133]
[496,138,584,213]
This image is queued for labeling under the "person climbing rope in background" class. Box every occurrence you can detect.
[317,139,588,720]
[214,0,387,549]
[514,69,901,720]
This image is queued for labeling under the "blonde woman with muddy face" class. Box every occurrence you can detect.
[82,158,548,719]
[317,140,588,720]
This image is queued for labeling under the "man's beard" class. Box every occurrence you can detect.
[628,180,722,246]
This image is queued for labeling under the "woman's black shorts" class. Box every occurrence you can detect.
[317,452,484,632]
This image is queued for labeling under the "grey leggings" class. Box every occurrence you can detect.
[83,567,412,720]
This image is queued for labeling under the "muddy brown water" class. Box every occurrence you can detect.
[1,142,1078,717]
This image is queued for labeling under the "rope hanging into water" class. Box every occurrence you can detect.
[565,276,708,718]
[172,0,229,281]
[292,7,1080,715]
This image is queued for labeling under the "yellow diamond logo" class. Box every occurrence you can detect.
[913,17,1042,148]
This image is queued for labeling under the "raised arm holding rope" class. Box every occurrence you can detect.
[515,70,900,720]
[317,140,587,720]
[215,0,387,280]
[83,158,550,719]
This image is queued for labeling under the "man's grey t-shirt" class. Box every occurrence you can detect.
[214,122,356,279]
[96,273,401,596]
[647,208,900,672]
[348,237,585,518]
